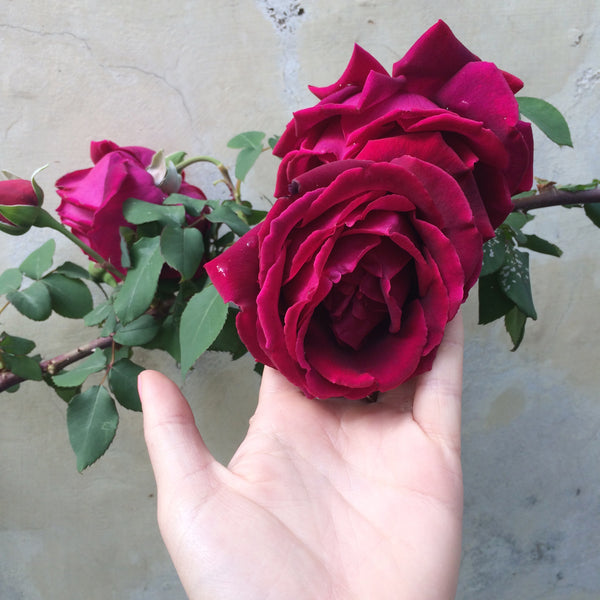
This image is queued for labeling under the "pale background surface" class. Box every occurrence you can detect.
[1,1,599,598]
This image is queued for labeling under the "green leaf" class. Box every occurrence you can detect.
[247,209,268,226]
[503,212,534,231]
[101,309,118,336]
[53,261,91,280]
[3,354,42,380]
[123,198,186,227]
[481,235,507,276]
[84,301,114,326]
[227,131,266,182]
[234,146,263,182]
[113,314,159,346]
[518,234,563,257]
[67,385,119,471]
[164,194,208,218]
[160,226,204,280]
[478,274,515,324]
[113,236,164,324]
[558,179,600,193]
[7,281,52,320]
[166,150,187,165]
[584,202,600,228]
[215,231,235,248]
[0,332,35,355]
[19,239,55,279]
[52,349,108,387]
[498,247,537,319]
[206,203,250,236]
[146,314,181,361]
[108,358,144,411]
[227,131,265,149]
[46,380,81,403]
[504,306,527,351]
[41,273,93,318]
[180,285,228,376]
[0,268,23,295]
[517,96,573,147]
[209,306,247,360]
[268,135,280,149]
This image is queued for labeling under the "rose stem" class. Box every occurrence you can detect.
[512,187,600,211]
[0,335,114,392]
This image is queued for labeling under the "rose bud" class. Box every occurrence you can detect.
[0,178,43,236]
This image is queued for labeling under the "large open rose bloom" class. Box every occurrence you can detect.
[56,140,206,276]
[205,21,534,400]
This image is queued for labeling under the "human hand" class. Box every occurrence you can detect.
[138,313,463,600]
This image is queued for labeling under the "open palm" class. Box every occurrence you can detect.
[139,314,463,600]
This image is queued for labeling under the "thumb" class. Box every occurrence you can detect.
[138,370,218,501]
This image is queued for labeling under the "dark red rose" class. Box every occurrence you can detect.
[0,179,42,235]
[56,140,206,276]
[206,158,483,399]
[273,20,533,241]
[206,21,535,399]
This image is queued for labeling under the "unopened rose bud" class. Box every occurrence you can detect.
[0,179,43,235]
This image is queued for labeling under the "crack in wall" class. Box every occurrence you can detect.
[0,23,92,53]
[0,22,198,143]
[98,63,198,144]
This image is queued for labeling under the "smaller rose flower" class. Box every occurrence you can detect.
[56,140,206,276]
[0,178,42,236]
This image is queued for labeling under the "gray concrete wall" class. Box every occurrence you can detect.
[1,1,598,598]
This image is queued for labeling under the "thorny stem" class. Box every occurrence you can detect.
[0,335,114,392]
[512,187,600,211]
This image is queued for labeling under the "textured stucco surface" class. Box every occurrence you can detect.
[1,1,599,598]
